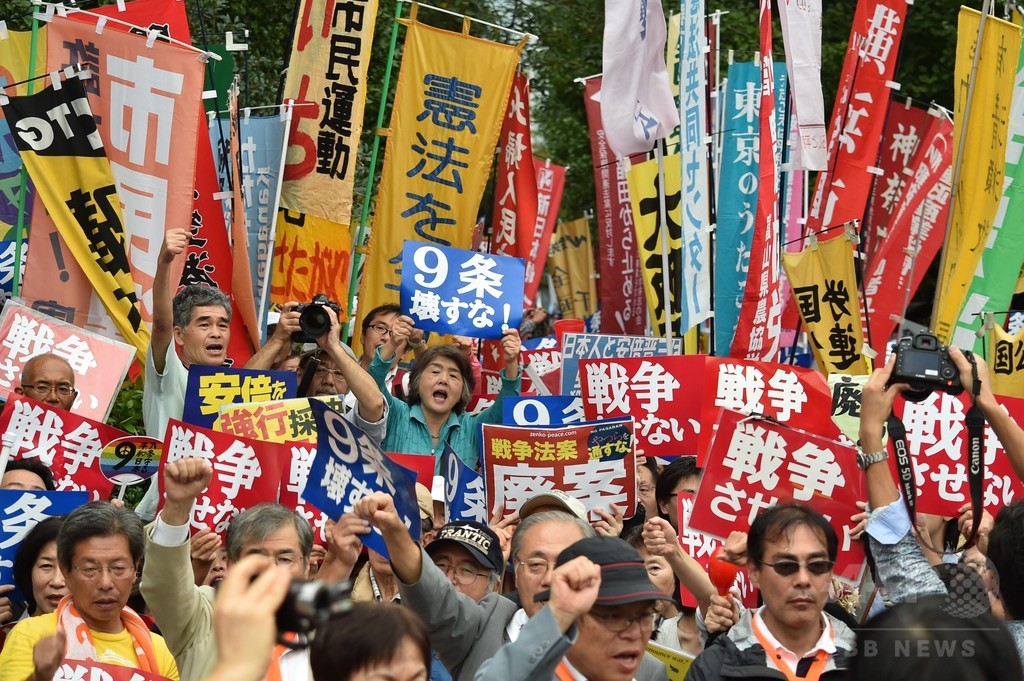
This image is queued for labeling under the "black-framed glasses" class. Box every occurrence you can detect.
[368,323,392,336]
[24,382,76,397]
[434,561,487,586]
[761,559,835,576]
[587,609,658,633]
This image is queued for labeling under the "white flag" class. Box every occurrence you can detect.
[778,0,828,170]
[601,0,680,158]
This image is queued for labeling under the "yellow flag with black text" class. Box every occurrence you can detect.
[0,74,150,361]
[990,324,1024,398]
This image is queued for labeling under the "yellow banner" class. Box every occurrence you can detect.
[0,76,150,362]
[279,0,378,225]
[627,154,683,337]
[216,396,347,443]
[358,18,522,329]
[548,218,596,320]
[990,324,1024,398]
[271,208,353,320]
[782,233,870,376]
[0,29,47,97]
[935,9,1022,343]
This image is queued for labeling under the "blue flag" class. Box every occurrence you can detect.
[0,490,88,600]
[304,400,420,558]
[183,365,297,429]
[443,443,487,523]
[502,396,584,426]
[400,241,525,339]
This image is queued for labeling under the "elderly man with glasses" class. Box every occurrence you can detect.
[14,353,78,412]
[0,502,179,681]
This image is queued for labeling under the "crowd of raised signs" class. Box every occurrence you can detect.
[0,229,1022,681]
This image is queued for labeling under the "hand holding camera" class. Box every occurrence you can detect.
[291,294,343,344]
[888,331,963,402]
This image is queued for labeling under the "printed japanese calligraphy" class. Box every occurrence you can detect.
[526,159,566,307]
[0,300,135,421]
[561,332,683,396]
[99,436,161,485]
[215,395,348,443]
[503,396,585,427]
[0,396,123,500]
[481,418,636,521]
[991,324,1024,398]
[490,73,538,271]
[445,443,487,523]
[401,242,524,339]
[782,233,870,375]
[579,356,705,458]
[54,660,172,681]
[677,493,758,608]
[358,19,522,332]
[277,442,332,544]
[271,208,352,314]
[159,419,283,534]
[827,374,870,443]
[936,9,1021,345]
[184,365,296,429]
[521,347,561,397]
[689,409,866,583]
[547,218,597,323]
[304,400,420,558]
[0,490,88,600]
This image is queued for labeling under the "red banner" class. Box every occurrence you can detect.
[159,419,283,534]
[582,77,646,336]
[807,0,910,236]
[864,112,952,356]
[678,493,758,608]
[579,355,704,458]
[731,1,782,362]
[278,441,331,544]
[480,419,636,521]
[490,73,538,259]
[59,661,172,681]
[0,396,122,500]
[890,392,1024,517]
[528,159,565,307]
[689,409,866,583]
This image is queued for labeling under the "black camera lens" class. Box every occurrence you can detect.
[299,306,331,339]
[941,366,956,379]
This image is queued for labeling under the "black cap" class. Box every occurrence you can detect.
[534,536,673,606]
[427,521,503,572]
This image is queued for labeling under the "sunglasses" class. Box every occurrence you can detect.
[761,559,835,576]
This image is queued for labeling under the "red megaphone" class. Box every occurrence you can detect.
[708,546,742,596]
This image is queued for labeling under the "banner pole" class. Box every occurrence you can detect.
[11,16,41,298]
[654,143,674,340]
[345,0,406,339]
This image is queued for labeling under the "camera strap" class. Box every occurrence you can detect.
[887,350,986,554]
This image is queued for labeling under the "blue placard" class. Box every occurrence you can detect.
[400,241,525,339]
[502,396,585,426]
[560,333,684,395]
[443,443,487,523]
[303,400,420,558]
[0,490,89,600]
[183,365,297,429]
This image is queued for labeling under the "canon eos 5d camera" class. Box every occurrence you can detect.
[291,294,342,343]
[889,331,963,402]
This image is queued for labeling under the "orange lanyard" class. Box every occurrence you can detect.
[751,615,831,681]
[554,661,576,681]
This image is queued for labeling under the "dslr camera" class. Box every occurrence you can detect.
[276,578,353,638]
[890,331,963,402]
[291,294,342,343]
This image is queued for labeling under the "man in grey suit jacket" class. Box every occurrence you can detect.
[352,493,670,681]
[474,535,675,681]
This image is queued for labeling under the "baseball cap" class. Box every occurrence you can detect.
[518,490,588,521]
[415,483,434,524]
[534,536,673,606]
[426,521,504,572]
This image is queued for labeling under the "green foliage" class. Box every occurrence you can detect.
[107,375,145,435]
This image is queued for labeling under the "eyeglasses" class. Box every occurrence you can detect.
[587,609,658,633]
[516,558,556,576]
[72,563,136,581]
[367,323,392,336]
[761,559,835,577]
[435,561,487,586]
[313,367,345,380]
[24,382,76,397]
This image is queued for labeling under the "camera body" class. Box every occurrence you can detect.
[276,578,353,635]
[890,331,963,402]
[291,294,342,343]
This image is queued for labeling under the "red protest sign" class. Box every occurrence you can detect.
[387,453,437,486]
[522,347,561,396]
[890,391,1024,517]
[579,355,705,458]
[678,493,758,608]
[700,357,841,461]
[277,441,331,545]
[158,419,283,534]
[689,409,865,584]
[481,419,636,520]
[0,396,123,500]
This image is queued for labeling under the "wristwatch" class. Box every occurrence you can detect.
[857,448,889,470]
[407,337,427,349]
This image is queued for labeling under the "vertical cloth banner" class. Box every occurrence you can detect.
[271,208,353,313]
[358,18,523,325]
[279,0,377,225]
[547,218,597,322]
[679,0,711,332]
[949,30,1024,352]
[0,74,151,361]
[527,159,566,307]
[45,15,205,324]
[991,324,1024,398]
[227,87,261,352]
[935,9,1022,344]
[600,0,679,157]
[782,234,871,376]
[490,73,538,263]
[444,443,487,523]
[582,77,646,336]
[731,0,782,362]
[806,0,910,235]
[777,0,826,170]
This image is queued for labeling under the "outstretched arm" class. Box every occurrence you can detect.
[152,228,190,374]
